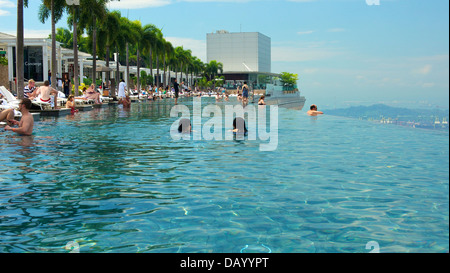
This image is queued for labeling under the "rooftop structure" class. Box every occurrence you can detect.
[206,30,277,90]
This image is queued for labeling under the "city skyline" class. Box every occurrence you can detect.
[0,0,448,109]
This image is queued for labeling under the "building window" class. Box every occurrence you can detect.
[13,46,44,82]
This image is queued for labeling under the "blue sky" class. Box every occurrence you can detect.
[0,0,449,109]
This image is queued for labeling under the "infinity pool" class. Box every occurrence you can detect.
[0,98,448,253]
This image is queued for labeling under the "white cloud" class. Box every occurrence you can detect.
[0,10,10,16]
[328,28,346,32]
[108,0,172,9]
[272,46,342,62]
[3,29,51,38]
[297,30,314,35]
[0,0,15,8]
[108,0,256,9]
[413,64,432,75]
[422,82,435,88]
[165,37,206,62]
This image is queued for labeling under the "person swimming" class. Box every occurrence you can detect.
[178,118,192,133]
[232,117,248,134]
[307,104,324,116]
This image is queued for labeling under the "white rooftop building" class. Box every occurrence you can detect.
[206,30,277,89]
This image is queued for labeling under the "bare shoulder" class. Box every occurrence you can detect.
[22,113,35,124]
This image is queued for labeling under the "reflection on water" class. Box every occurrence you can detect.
[0,98,448,253]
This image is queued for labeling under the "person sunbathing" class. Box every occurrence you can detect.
[85,84,102,104]
[0,108,15,125]
[34,80,58,107]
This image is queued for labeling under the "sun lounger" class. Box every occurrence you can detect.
[0,86,20,107]
[0,105,22,118]
[0,86,53,110]
[75,98,95,105]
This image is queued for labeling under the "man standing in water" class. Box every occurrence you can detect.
[4,98,34,136]
[173,79,181,105]
[241,81,249,106]
[118,79,127,99]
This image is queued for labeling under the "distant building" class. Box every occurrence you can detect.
[0,32,63,90]
[206,30,278,90]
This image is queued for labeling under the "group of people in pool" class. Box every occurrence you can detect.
[177,117,249,135]
[1,78,323,136]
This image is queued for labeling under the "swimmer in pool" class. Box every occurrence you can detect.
[4,98,34,136]
[307,104,324,116]
[232,117,248,134]
[178,118,192,133]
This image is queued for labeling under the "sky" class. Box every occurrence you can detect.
[0,0,449,109]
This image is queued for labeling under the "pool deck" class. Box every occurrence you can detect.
[76,105,94,111]
[93,103,109,109]
[30,108,72,117]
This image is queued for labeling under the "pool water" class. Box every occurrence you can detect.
[0,98,448,253]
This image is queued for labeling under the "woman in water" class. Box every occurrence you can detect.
[65,95,79,114]
[258,95,266,105]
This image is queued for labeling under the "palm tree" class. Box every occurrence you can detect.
[67,4,81,95]
[191,56,203,88]
[153,30,164,88]
[79,0,108,87]
[130,20,144,92]
[180,48,192,86]
[38,0,66,90]
[142,24,159,85]
[118,16,136,93]
[162,39,174,88]
[16,0,28,99]
[97,10,120,92]
[205,60,223,89]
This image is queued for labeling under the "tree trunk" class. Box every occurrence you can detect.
[51,0,56,89]
[136,48,140,92]
[126,42,129,93]
[73,6,79,96]
[16,0,24,98]
[180,64,183,85]
[163,55,166,88]
[149,48,153,83]
[105,46,110,92]
[156,55,160,89]
[92,16,97,87]
[116,45,119,97]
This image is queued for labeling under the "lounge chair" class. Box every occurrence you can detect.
[0,86,51,110]
[0,96,22,119]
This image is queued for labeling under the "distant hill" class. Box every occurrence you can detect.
[325,104,449,122]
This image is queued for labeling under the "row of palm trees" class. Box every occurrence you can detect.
[15,0,224,98]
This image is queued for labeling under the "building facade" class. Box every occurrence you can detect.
[207,30,277,90]
[207,30,271,73]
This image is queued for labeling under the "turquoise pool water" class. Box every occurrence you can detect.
[0,98,448,253]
